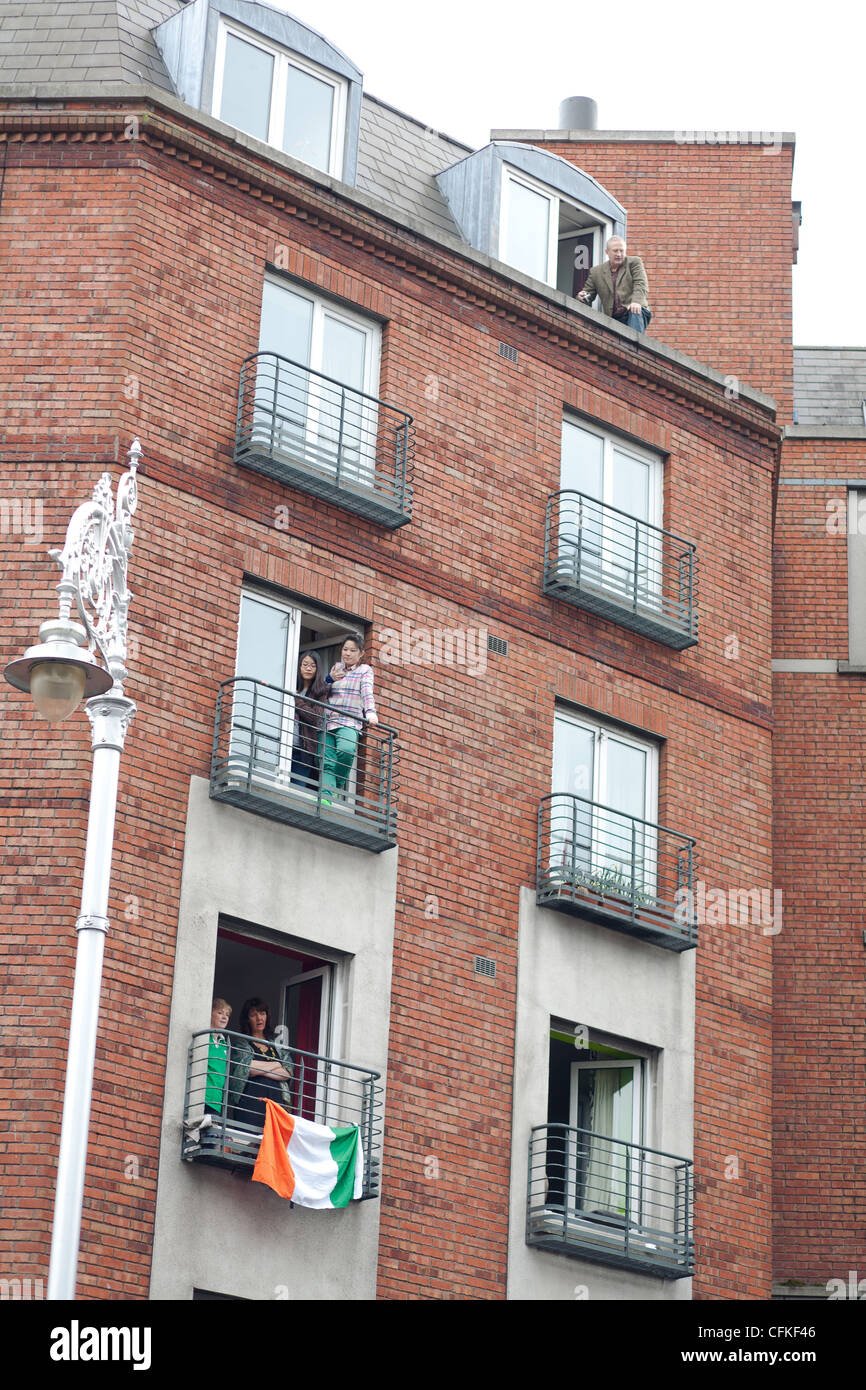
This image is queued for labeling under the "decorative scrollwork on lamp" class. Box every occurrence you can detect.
[4,439,142,720]
[50,439,141,693]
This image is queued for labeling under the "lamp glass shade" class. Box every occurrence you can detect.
[29,660,87,723]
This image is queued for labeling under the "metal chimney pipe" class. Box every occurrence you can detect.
[558,96,598,130]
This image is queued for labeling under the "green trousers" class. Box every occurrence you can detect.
[322,726,359,794]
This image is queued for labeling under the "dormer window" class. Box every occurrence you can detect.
[500,165,611,294]
[153,3,363,185]
[213,20,347,177]
[438,143,624,295]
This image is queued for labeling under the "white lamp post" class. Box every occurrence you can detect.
[4,439,141,1300]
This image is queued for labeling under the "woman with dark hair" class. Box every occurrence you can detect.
[229,997,293,1128]
[291,651,329,789]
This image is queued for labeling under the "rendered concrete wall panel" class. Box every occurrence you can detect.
[148,776,397,1300]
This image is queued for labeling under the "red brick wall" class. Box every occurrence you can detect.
[0,104,778,1298]
[522,137,795,422]
[772,437,866,1287]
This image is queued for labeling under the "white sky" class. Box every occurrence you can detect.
[266,0,863,347]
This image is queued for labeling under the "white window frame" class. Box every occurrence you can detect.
[499,165,613,288]
[561,416,663,532]
[281,962,338,1123]
[309,295,381,399]
[282,965,334,1055]
[556,223,606,267]
[556,208,611,299]
[557,225,604,299]
[551,708,659,898]
[259,277,381,405]
[559,416,665,607]
[847,488,866,666]
[231,587,299,788]
[499,166,558,284]
[570,1059,644,1142]
[569,1057,643,1223]
[258,276,382,486]
[551,1021,655,1142]
[213,19,348,177]
[553,1025,655,1236]
[553,709,659,819]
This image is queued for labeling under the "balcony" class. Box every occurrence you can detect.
[543,491,698,649]
[527,1123,694,1278]
[210,678,398,852]
[537,793,697,950]
[235,352,414,528]
[182,1029,382,1199]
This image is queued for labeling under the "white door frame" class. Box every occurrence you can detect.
[568,1058,643,1221]
[235,589,300,785]
[560,420,663,603]
[281,962,345,1125]
[260,277,381,486]
[552,711,659,896]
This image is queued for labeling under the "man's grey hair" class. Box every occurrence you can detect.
[606,236,626,249]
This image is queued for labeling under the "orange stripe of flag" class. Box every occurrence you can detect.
[251,1099,296,1199]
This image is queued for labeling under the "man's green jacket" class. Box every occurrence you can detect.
[580,256,650,317]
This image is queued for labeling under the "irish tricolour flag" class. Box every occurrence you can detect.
[252,1099,364,1208]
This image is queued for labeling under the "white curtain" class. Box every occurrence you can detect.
[578,1067,632,1217]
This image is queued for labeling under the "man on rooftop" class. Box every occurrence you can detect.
[577,236,652,335]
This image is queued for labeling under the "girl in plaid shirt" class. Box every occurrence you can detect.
[322,634,378,802]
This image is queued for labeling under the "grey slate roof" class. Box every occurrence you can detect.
[0,0,179,89]
[0,1,467,240]
[356,96,468,239]
[794,348,866,427]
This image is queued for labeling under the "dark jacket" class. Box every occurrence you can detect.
[228,1035,294,1116]
[294,688,326,757]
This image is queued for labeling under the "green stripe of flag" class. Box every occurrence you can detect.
[329,1125,360,1207]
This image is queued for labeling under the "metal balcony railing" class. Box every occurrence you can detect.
[182,1030,383,1198]
[537,793,697,950]
[543,490,698,648]
[527,1123,694,1278]
[210,678,398,852]
[235,352,414,527]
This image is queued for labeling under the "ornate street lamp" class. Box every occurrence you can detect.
[4,440,141,1300]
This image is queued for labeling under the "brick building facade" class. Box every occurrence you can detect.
[771,370,866,1297]
[0,1,860,1301]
